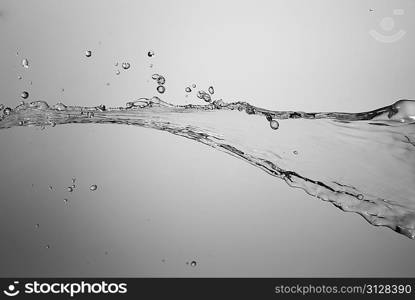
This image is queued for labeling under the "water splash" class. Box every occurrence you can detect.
[1,98,415,239]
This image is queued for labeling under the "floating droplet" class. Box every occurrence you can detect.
[190,261,197,267]
[148,50,155,57]
[208,86,214,94]
[21,91,29,99]
[115,70,120,75]
[157,85,165,94]
[185,87,192,93]
[90,184,97,191]
[122,62,130,70]
[3,107,12,115]
[157,76,166,85]
[85,50,92,57]
[67,186,73,192]
[270,120,279,130]
[22,58,29,68]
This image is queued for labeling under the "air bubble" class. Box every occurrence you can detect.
[85,50,92,57]
[18,75,22,80]
[67,187,73,192]
[64,198,69,204]
[90,184,97,191]
[208,86,214,94]
[54,102,67,111]
[148,50,155,57]
[21,91,29,99]
[152,73,160,80]
[115,70,120,75]
[357,194,364,200]
[185,87,192,93]
[157,85,165,94]
[293,150,298,155]
[192,84,196,88]
[3,107,12,115]
[46,245,50,249]
[22,58,29,68]
[122,62,130,70]
[35,224,40,229]
[270,120,279,130]
[157,76,166,85]
[190,261,197,267]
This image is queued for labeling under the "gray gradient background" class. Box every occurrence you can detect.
[0,0,415,276]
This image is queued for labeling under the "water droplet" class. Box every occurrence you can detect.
[190,261,197,267]
[115,70,120,75]
[67,186,73,192]
[357,194,364,200]
[157,85,165,94]
[208,86,214,94]
[185,87,192,93]
[270,120,279,130]
[18,75,22,80]
[22,58,29,68]
[3,107,12,115]
[293,150,298,155]
[85,50,92,57]
[90,184,97,191]
[122,62,130,70]
[21,91,29,99]
[157,76,166,85]
[148,50,155,57]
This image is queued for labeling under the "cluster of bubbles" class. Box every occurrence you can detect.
[195,86,214,103]
[152,74,166,94]
[265,114,280,130]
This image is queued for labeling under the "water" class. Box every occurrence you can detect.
[0,97,415,239]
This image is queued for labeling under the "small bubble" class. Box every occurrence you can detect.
[45,245,50,249]
[85,50,92,57]
[115,62,119,66]
[208,86,214,94]
[185,87,192,93]
[357,194,364,200]
[64,198,69,204]
[157,76,166,85]
[90,184,97,191]
[54,102,67,111]
[35,223,40,229]
[49,185,53,190]
[270,120,279,130]
[67,186,73,192]
[21,91,29,99]
[3,107,12,115]
[105,251,109,255]
[192,84,196,88]
[152,73,160,80]
[293,150,298,155]
[106,82,110,86]
[190,261,197,267]
[115,70,120,75]
[18,120,24,126]
[157,85,165,94]
[122,62,130,70]
[51,122,56,127]
[61,88,65,92]
[148,50,155,57]
[149,63,153,68]
[22,58,29,68]
[30,81,33,85]
[18,75,22,80]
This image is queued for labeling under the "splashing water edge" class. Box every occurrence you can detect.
[1,98,415,239]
